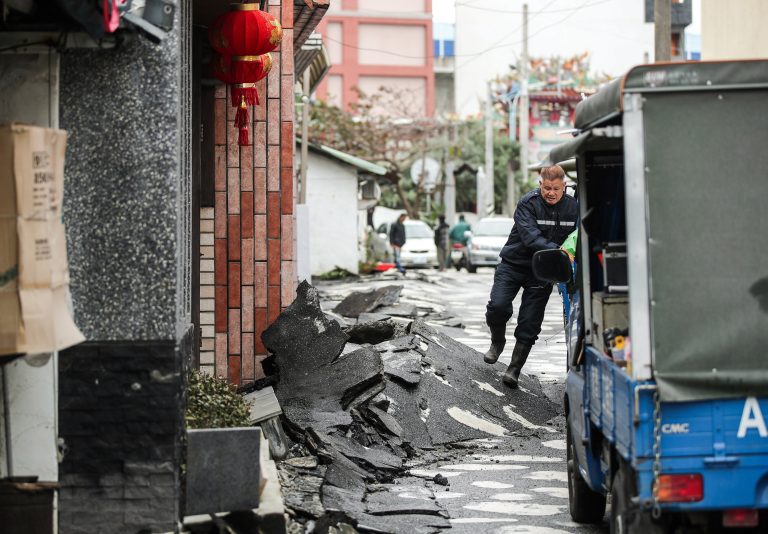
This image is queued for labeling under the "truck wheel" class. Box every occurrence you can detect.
[611,464,667,534]
[567,424,606,523]
[611,467,632,534]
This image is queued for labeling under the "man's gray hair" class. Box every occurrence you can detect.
[539,165,565,181]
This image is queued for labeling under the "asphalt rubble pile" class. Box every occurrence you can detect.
[260,280,560,534]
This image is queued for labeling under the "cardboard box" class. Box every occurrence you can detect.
[0,124,84,356]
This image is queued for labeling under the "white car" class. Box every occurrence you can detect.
[463,217,515,273]
[369,219,438,268]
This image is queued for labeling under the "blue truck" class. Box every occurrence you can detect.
[531,60,768,533]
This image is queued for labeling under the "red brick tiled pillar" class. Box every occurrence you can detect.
[212,0,296,386]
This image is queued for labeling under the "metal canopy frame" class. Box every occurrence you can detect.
[621,93,653,382]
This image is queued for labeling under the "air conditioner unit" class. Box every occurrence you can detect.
[360,179,381,201]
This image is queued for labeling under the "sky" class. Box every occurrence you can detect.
[433,0,701,35]
[433,0,456,23]
[437,0,703,117]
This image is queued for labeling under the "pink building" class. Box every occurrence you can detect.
[316,0,435,117]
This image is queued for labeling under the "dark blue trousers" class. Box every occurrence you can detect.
[485,260,553,347]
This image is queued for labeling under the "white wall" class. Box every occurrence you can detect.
[306,153,361,275]
[330,0,426,15]
[0,51,60,483]
[1,356,59,481]
[325,75,343,107]
[454,0,654,117]
[357,75,427,116]
[701,0,768,59]
[358,0,425,12]
[326,22,343,64]
[358,24,426,66]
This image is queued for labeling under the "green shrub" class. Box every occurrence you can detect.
[186,369,251,429]
[315,266,356,280]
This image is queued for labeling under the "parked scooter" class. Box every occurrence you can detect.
[450,243,466,271]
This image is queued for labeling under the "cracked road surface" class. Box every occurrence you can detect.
[318,269,607,533]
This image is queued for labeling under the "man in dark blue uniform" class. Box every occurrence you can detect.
[484,165,578,387]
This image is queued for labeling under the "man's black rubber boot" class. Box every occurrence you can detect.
[483,341,505,364]
[483,326,506,364]
[503,342,532,388]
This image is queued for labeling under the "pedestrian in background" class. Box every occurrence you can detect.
[389,213,407,275]
[449,214,471,247]
[434,214,450,271]
[483,165,578,388]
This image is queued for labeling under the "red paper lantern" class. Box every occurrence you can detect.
[211,53,272,104]
[210,53,272,145]
[209,3,283,58]
[208,3,280,147]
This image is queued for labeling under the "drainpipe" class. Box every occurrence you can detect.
[299,68,310,204]
[296,68,312,284]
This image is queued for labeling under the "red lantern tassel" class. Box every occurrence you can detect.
[231,84,259,106]
[239,126,249,146]
[235,95,250,146]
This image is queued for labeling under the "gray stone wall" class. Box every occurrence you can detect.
[60,7,191,342]
[56,2,193,532]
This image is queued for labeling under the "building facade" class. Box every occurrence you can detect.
[315,0,435,117]
[433,21,455,117]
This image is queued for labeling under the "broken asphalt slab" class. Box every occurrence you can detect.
[264,281,446,531]
[265,281,560,533]
[375,304,418,318]
[262,281,384,434]
[345,318,396,345]
[333,285,403,319]
[369,320,559,450]
[378,346,422,387]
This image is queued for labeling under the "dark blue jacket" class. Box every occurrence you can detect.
[389,220,406,247]
[499,189,578,267]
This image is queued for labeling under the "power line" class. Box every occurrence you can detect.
[324,0,547,62]
[455,0,560,69]
[455,0,615,14]
[455,0,597,110]
[321,0,612,63]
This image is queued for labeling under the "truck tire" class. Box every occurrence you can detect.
[566,424,606,523]
[611,463,667,534]
[611,467,632,534]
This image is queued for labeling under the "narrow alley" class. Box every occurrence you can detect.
[2,1,766,533]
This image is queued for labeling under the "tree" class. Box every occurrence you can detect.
[452,120,524,214]
[308,87,449,220]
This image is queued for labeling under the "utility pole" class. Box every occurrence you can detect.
[445,160,456,222]
[654,0,671,62]
[444,123,457,224]
[484,80,494,215]
[476,165,486,218]
[519,4,530,190]
[505,91,519,216]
